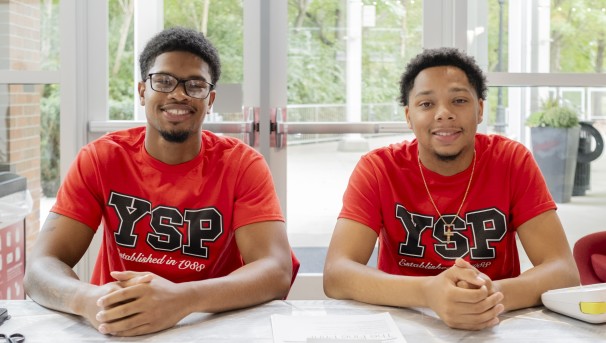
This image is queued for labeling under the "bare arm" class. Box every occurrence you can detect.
[494,210,580,311]
[188,219,293,311]
[23,213,129,325]
[323,218,503,330]
[94,220,293,336]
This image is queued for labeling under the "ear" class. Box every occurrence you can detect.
[138,81,146,106]
[477,98,484,124]
[207,90,216,111]
[405,106,412,129]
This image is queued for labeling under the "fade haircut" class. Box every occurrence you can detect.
[139,26,221,84]
[398,47,487,106]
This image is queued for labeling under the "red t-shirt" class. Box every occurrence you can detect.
[52,127,285,285]
[339,134,556,279]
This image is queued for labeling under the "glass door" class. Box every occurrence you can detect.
[78,0,606,285]
[283,1,423,272]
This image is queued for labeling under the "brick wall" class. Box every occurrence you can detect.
[4,0,42,256]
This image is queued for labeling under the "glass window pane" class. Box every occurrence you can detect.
[164,0,244,124]
[177,0,243,121]
[488,1,606,74]
[484,86,606,135]
[108,0,135,120]
[165,0,244,85]
[40,0,60,71]
[0,1,59,71]
[286,0,423,256]
[107,0,245,123]
[287,132,413,249]
[288,1,422,110]
[0,83,58,265]
[41,84,60,197]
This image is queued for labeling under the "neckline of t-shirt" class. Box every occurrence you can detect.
[140,138,206,174]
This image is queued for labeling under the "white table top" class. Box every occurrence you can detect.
[0,299,604,342]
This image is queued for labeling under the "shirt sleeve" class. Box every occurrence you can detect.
[509,142,557,229]
[338,155,383,234]
[51,144,105,231]
[231,147,284,229]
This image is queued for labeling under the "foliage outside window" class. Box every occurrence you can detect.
[108,0,135,120]
[38,0,606,197]
[40,0,60,196]
[288,0,422,118]
[164,0,243,84]
[526,97,580,128]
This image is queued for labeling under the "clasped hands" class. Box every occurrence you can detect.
[425,258,505,330]
[80,271,187,337]
[83,261,501,334]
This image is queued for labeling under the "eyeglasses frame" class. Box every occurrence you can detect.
[146,72,215,99]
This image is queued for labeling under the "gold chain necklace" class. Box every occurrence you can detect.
[418,150,476,244]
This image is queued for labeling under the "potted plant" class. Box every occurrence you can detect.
[526,98,580,203]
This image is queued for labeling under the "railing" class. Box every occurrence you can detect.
[285,102,404,144]
[91,103,408,146]
[91,100,606,147]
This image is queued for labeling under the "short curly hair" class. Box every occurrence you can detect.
[398,47,487,106]
[139,26,221,85]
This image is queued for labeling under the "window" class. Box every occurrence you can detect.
[0,0,61,257]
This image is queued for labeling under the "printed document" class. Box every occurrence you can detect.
[271,312,406,342]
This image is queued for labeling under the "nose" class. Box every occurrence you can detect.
[168,82,190,100]
[434,103,455,121]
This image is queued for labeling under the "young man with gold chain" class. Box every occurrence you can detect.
[323,47,580,331]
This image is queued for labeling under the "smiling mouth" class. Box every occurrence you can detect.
[433,131,460,136]
[159,106,196,123]
[163,108,192,116]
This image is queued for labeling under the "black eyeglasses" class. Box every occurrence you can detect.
[146,73,215,99]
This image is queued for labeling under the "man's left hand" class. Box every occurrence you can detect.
[95,271,189,336]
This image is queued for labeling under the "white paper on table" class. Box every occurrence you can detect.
[271,312,407,342]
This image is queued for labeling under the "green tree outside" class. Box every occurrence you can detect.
[39,0,606,197]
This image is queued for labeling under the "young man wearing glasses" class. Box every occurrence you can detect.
[25,27,298,337]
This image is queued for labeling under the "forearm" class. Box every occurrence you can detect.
[324,259,429,308]
[24,256,95,315]
[495,259,580,311]
[182,257,292,314]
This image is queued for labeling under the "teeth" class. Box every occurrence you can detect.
[435,132,454,136]
[164,109,189,115]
